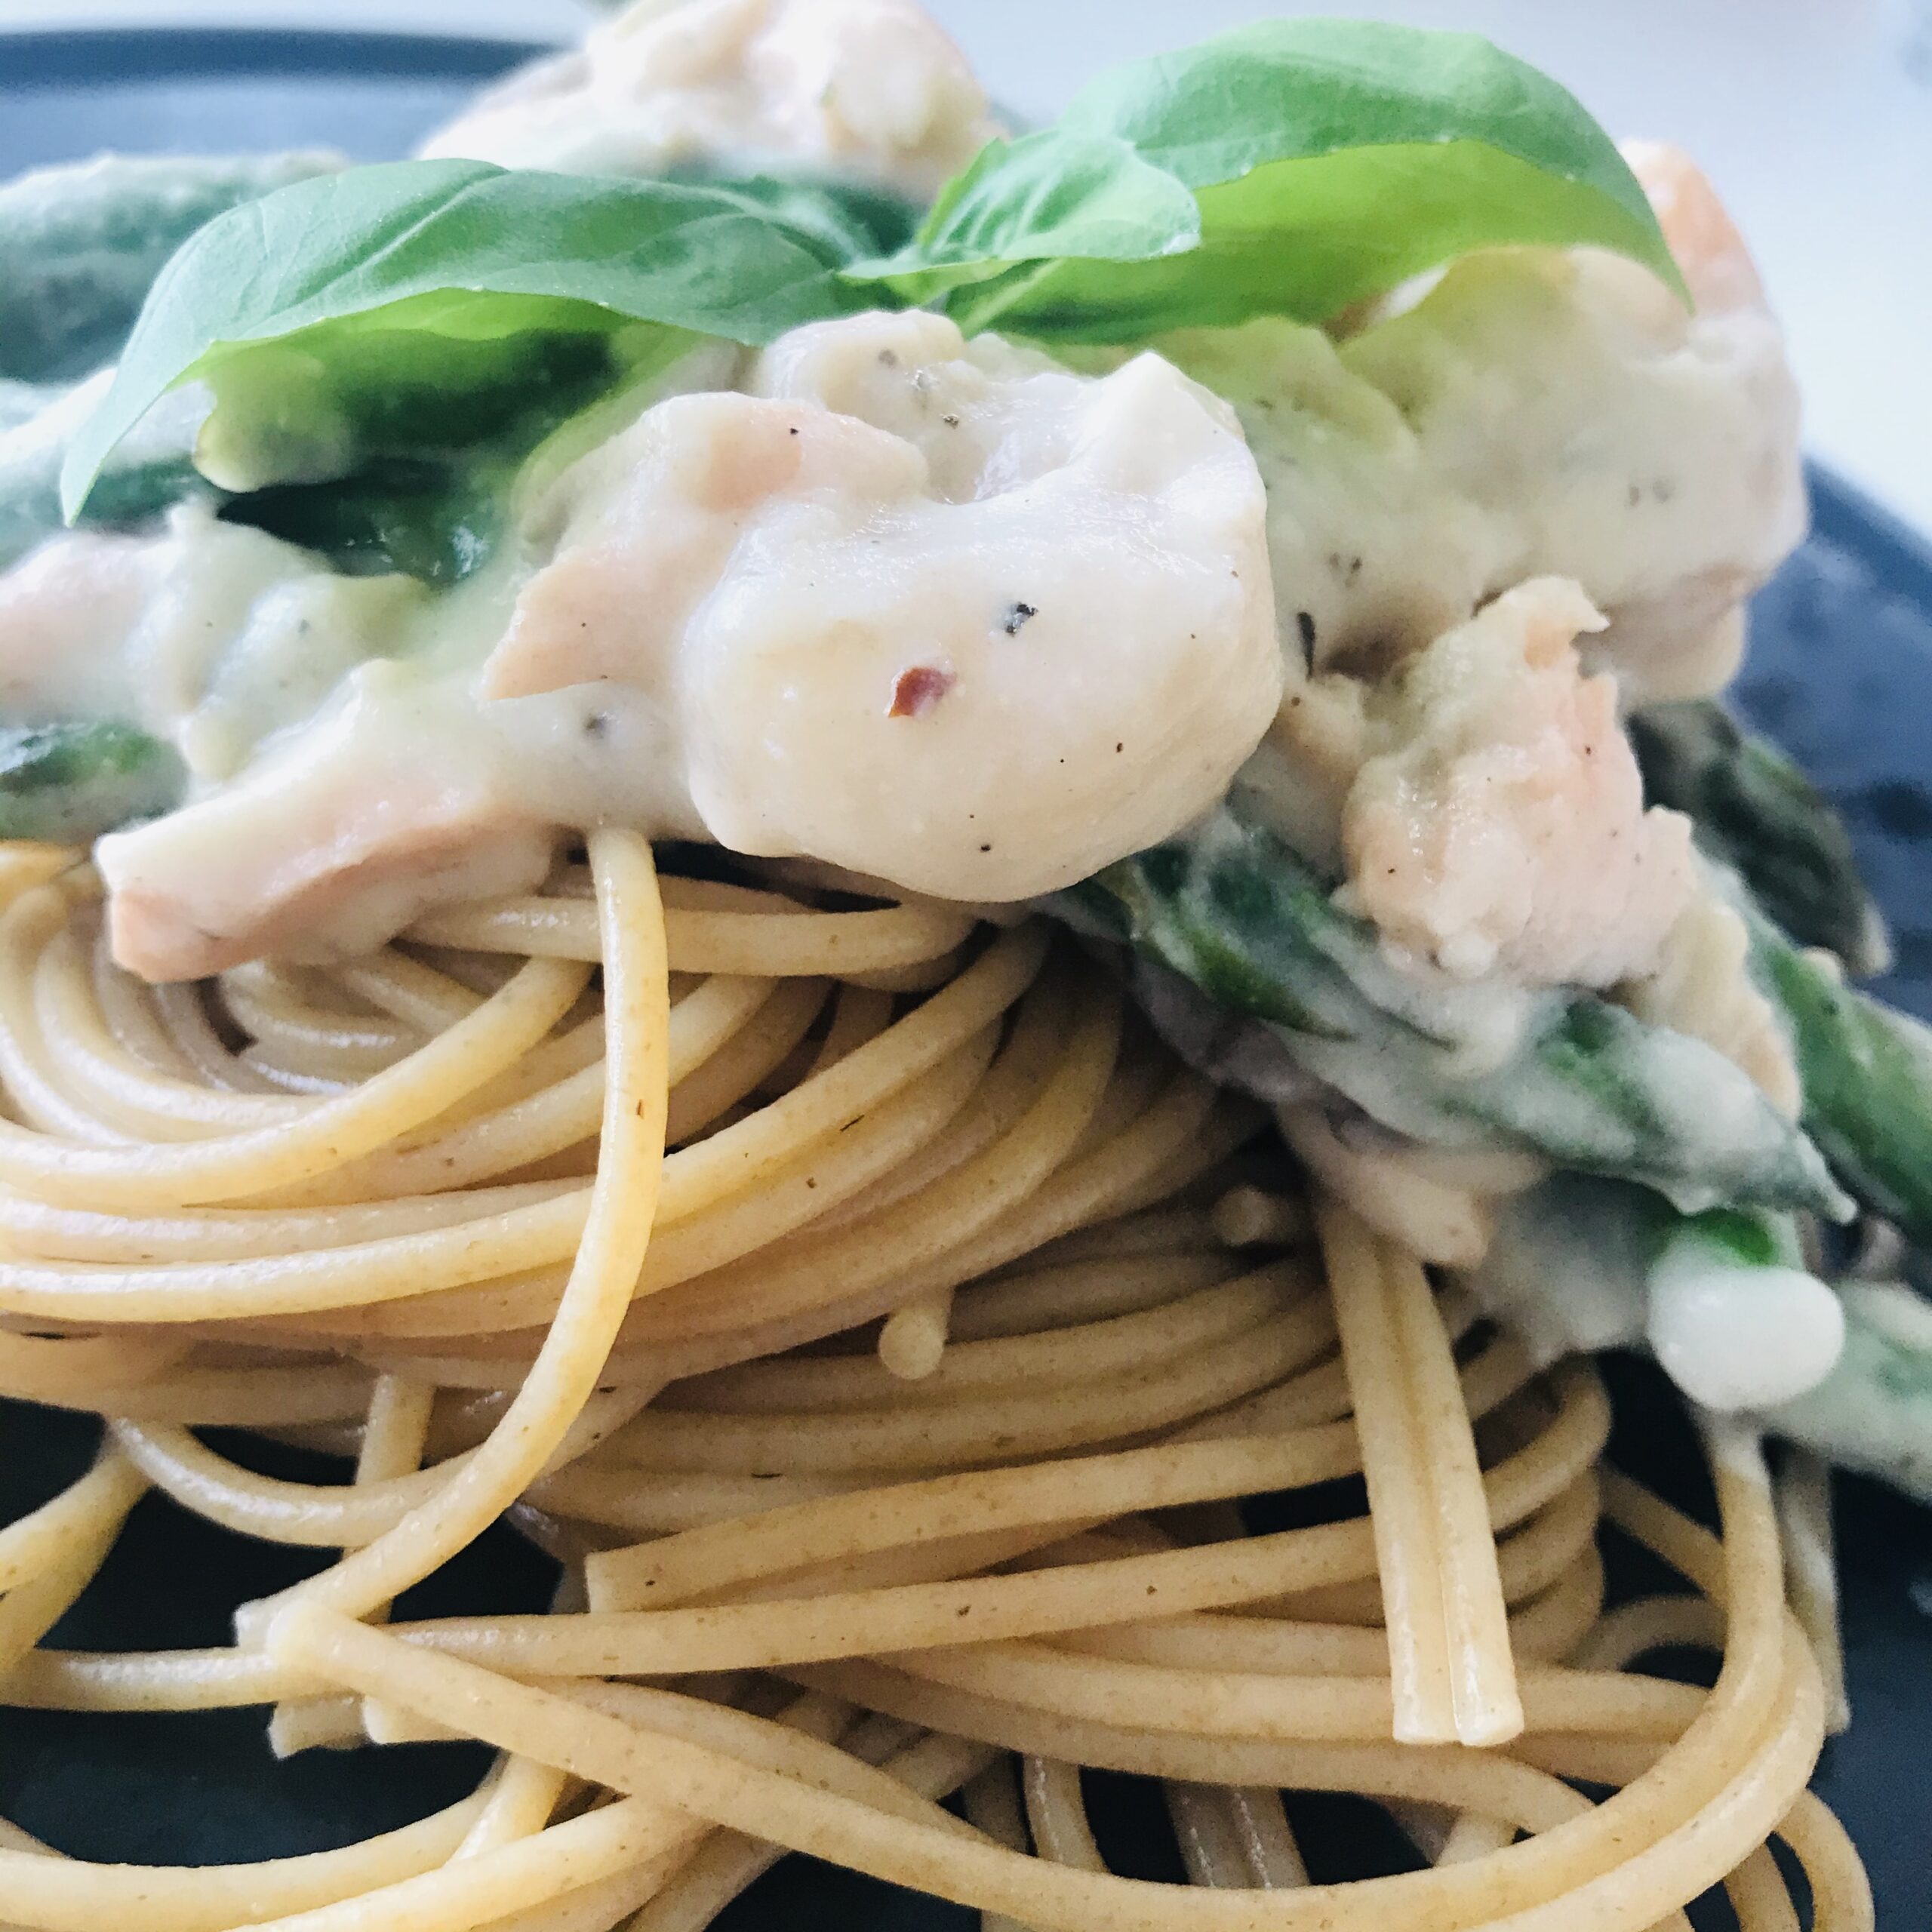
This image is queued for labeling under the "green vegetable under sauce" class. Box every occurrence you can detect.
[0,150,343,385]
[0,380,212,576]
[1469,1173,1844,1417]
[1749,908,1932,1251]
[1631,699,1889,976]
[0,720,185,844]
[875,19,1685,337]
[223,457,512,588]
[1764,1283,1932,1503]
[1062,802,1847,1220]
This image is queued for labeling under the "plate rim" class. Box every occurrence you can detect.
[1807,463,1932,611]
[0,26,552,88]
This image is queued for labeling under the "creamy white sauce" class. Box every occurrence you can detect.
[417,0,999,199]
[1343,244,1803,706]
[1647,1251,1845,1414]
[496,310,1280,905]
[1161,319,1504,682]
[82,313,1280,978]
[1460,1176,1654,1366]
[0,508,411,764]
[1159,202,1803,717]
[1466,1177,1845,1412]
[1146,147,1802,992]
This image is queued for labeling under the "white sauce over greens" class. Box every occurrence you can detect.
[0,10,1808,1000]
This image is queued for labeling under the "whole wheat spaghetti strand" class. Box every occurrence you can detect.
[1315,1199,1455,1743]
[263,1421,1823,1932]
[625,1728,994,1932]
[1724,1844,1802,1932]
[267,1371,436,1755]
[1378,1237,1522,1746]
[1165,1783,1308,1890]
[236,827,670,1635]
[878,1287,955,1381]
[1775,1790,1874,1932]
[0,1794,494,1932]
[788,1654,1595,1822]
[405,896,974,978]
[585,1422,1356,1611]
[36,922,306,1137]
[0,936,590,1211]
[263,1606,1582,1931]
[961,1759,1040,1932]
[1776,1448,1848,1734]
[0,1451,144,1593]
[1023,1755,1105,1871]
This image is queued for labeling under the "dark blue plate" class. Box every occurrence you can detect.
[0,29,1928,1927]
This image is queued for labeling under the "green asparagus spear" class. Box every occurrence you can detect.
[0,377,210,573]
[0,720,184,844]
[1066,803,1847,1220]
[1629,698,1887,975]
[1763,1282,1932,1504]
[0,151,342,383]
[1476,1172,1932,1502]
[1747,908,1932,1248]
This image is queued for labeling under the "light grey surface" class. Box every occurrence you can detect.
[2,0,1927,534]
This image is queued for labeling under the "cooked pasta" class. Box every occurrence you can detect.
[0,844,1871,1930]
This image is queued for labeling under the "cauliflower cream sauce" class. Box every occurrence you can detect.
[94,314,1281,980]
[1468,1174,1847,1415]
[0,0,1810,990]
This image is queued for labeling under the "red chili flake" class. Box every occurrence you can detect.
[888,666,955,718]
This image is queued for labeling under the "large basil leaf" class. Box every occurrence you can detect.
[890,20,1684,339]
[62,160,877,515]
[869,131,1200,305]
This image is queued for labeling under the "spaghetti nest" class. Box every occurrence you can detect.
[0,833,1872,1930]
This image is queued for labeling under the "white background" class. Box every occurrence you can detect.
[5,0,1929,535]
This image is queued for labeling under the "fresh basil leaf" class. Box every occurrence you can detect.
[697,172,924,263]
[63,160,876,516]
[865,131,1199,305]
[189,315,616,496]
[894,20,1684,340]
